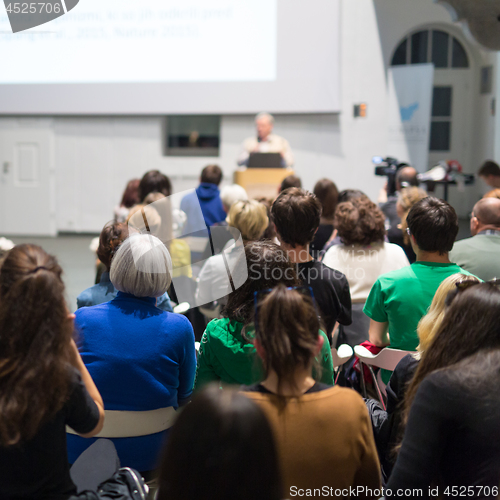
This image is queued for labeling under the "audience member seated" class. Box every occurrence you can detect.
[388,282,500,495]
[68,234,196,473]
[181,165,226,235]
[364,197,472,384]
[141,192,193,281]
[478,159,500,189]
[196,200,268,308]
[379,166,419,254]
[279,174,302,192]
[367,273,476,481]
[322,196,409,346]
[157,386,282,500]
[395,186,428,262]
[257,197,279,242]
[114,178,140,223]
[339,189,366,203]
[200,183,249,260]
[242,285,380,496]
[138,170,172,202]
[221,183,249,212]
[271,188,352,341]
[77,221,173,312]
[195,241,335,390]
[449,197,500,281]
[0,245,105,499]
[309,178,338,259]
[321,189,368,253]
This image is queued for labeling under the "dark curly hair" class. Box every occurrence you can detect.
[221,241,298,325]
[334,195,386,246]
[97,221,128,271]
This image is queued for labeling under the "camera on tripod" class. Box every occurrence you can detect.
[372,156,408,196]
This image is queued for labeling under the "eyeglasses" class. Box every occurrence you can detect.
[445,278,500,307]
[455,278,500,291]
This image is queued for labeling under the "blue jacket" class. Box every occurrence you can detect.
[180,183,226,235]
[76,272,173,312]
[67,292,196,472]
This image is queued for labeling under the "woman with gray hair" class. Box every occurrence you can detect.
[67,233,196,475]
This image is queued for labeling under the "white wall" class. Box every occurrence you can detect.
[50,114,346,232]
[374,0,498,207]
[0,0,497,234]
[52,0,390,233]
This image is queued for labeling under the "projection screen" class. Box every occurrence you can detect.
[0,0,340,114]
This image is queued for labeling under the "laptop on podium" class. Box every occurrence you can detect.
[247,152,283,169]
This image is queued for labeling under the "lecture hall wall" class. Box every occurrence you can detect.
[0,0,497,234]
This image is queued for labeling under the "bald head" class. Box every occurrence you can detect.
[396,166,419,191]
[471,197,500,235]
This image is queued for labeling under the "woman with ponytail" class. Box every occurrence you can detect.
[242,285,380,497]
[0,244,105,499]
[195,241,335,390]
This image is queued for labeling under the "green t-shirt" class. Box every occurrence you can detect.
[363,261,472,383]
[194,317,335,390]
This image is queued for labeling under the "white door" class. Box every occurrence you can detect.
[427,68,473,170]
[0,129,56,235]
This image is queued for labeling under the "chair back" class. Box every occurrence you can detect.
[331,344,354,368]
[354,345,412,371]
[67,407,177,439]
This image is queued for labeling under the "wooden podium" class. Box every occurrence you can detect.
[234,168,294,199]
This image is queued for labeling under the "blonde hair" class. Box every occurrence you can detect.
[417,273,479,353]
[226,200,269,241]
[126,200,173,249]
[144,192,166,205]
[397,187,428,244]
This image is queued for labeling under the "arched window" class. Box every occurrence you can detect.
[391,30,469,69]
[391,29,470,153]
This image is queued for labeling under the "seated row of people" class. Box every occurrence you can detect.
[364,196,472,383]
[2,238,500,498]
[195,241,335,389]
[4,166,500,498]
[71,235,196,473]
[368,273,478,479]
[388,280,500,494]
[0,241,379,498]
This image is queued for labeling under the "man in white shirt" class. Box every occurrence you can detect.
[237,112,294,168]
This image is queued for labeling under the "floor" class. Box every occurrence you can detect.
[4,217,472,313]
